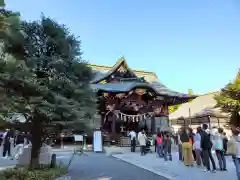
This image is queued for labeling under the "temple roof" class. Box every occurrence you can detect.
[91,82,193,98]
[90,57,196,99]
[91,57,158,83]
[169,92,229,120]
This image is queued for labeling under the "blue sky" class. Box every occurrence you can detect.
[6,0,240,94]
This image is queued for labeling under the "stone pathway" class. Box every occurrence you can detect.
[112,152,236,180]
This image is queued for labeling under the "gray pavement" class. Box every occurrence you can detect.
[112,152,236,180]
[0,147,170,180]
[58,152,169,180]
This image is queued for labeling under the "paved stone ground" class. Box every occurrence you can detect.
[112,152,236,180]
[0,146,170,180]
[60,152,169,180]
[0,144,17,169]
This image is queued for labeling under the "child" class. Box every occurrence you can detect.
[163,132,172,161]
[156,132,163,157]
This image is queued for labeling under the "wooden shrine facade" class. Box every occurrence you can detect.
[90,57,196,139]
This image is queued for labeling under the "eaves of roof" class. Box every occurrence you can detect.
[91,82,196,99]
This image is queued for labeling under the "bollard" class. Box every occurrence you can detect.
[50,153,56,168]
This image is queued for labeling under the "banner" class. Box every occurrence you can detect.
[93,131,103,152]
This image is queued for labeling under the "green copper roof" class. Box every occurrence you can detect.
[91,82,196,98]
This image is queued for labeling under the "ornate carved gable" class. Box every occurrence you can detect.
[109,63,137,82]
[90,57,158,84]
[96,57,139,83]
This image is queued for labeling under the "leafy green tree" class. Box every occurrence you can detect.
[0,13,96,168]
[188,89,193,96]
[215,72,240,126]
[0,0,4,7]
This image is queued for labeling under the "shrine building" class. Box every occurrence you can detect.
[90,57,196,144]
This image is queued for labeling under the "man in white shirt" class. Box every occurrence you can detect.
[128,130,136,152]
[138,129,147,155]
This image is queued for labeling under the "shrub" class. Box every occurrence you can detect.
[0,165,67,180]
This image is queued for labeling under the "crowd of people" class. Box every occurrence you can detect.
[171,124,240,180]
[175,124,228,172]
[129,124,240,180]
[129,128,173,160]
[0,129,32,160]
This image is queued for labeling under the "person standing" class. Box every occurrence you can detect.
[2,129,11,158]
[25,132,32,145]
[138,129,147,156]
[188,128,196,161]
[228,127,240,180]
[0,134,3,146]
[222,132,228,155]
[156,132,163,157]
[180,128,193,166]
[14,132,25,159]
[177,131,183,161]
[194,127,202,166]
[163,133,172,161]
[214,128,227,171]
[201,124,216,172]
[128,129,136,152]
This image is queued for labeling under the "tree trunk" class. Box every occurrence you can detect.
[30,115,44,169]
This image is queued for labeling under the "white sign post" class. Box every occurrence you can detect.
[93,131,103,152]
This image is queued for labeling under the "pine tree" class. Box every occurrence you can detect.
[0,12,96,168]
[214,71,240,126]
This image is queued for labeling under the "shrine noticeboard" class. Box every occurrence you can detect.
[74,135,83,142]
[93,131,103,152]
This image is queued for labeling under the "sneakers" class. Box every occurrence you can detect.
[211,169,216,173]
[220,168,227,171]
[203,169,210,172]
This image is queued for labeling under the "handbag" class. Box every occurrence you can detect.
[215,141,222,150]
[227,137,237,155]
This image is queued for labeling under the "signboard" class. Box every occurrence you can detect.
[93,131,103,152]
[74,135,83,142]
